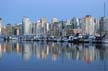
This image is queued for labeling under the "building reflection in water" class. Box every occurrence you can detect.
[16,42,20,53]
[22,42,32,61]
[0,41,108,63]
[0,43,2,60]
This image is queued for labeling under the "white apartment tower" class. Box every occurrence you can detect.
[22,17,31,35]
[80,15,95,36]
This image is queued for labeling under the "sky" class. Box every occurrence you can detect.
[0,0,108,25]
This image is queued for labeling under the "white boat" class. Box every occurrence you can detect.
[102,39,108,43]
[68,36,74,42]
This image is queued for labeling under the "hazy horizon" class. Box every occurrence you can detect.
[0,0,108,25]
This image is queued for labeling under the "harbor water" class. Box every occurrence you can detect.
[0,41,108,71]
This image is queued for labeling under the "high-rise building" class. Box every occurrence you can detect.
[6,24,13,36]
[31,22,37,35]
[46,22,50,36]
[40,17,47,27]
[1,26,7,35]
[50,18,59,36]
[18,23,23,35]
[40,18,48,36]
[22,17,31,35]
[0,18,2,35]
[51,18,58,24]
[14,24,20,36]
[64,18,81,36]
[71,17,80,29]
[71,17,82,35]
[36,20,41,36]
[80,15,95,36]
[35,18,48,36]
[94,18,100,36]
[99,17,108,38]
[64,19,73,36]
[58,21,66,36]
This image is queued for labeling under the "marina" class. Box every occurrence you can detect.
[1,35,108,44]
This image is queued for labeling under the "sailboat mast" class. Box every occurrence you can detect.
[104,2,106,17]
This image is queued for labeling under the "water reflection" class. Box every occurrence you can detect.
[0,41,108,63]
[0,43,2,60]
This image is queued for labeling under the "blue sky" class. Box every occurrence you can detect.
[0,0,107,25]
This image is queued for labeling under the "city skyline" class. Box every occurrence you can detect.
[0,0,108,25]
[0,15,108,26]
[1,15,108,37]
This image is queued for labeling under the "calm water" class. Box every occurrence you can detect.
[0,41,108,71]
